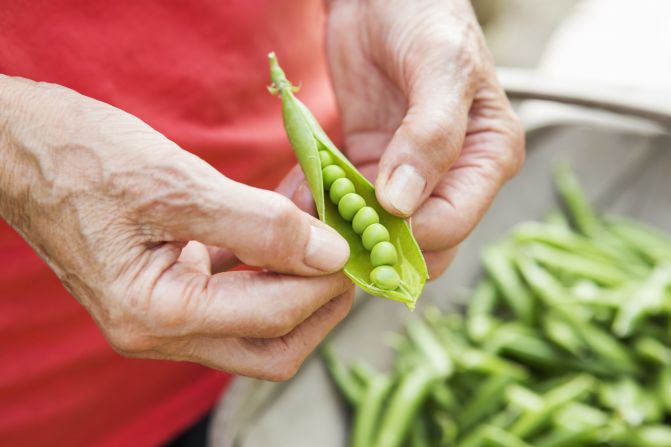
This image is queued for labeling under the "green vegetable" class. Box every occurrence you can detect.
[338,193,366,221]
[329,177,355,204]
[481,425,534,447]
[409,415,432,447]
[322,345,362,405]
[370,241,398,267]
[352,374,393,447]
[268,52,427,307]
[323,164,346,189]
[370,266,400,291]
[374,368,438,447]
[352,207,380,235]
[319,149,334,167]
[362,223,391,251]
[481,244,534,324]
[323,163,671,446]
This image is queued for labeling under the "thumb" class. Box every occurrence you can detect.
[150,160,349,276]
[376,68,476,217]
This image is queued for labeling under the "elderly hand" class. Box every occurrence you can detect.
[0,76,354,381]
[326,0,525,278]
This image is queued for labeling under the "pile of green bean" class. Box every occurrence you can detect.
[324,164,671,447]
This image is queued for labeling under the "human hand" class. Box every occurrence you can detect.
[326,0,525,278]
[0,76,353,380]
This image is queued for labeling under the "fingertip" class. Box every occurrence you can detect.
[377,163,427,217]
[303,222,350,273]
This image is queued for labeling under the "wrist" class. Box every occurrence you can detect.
[0,76,64,228]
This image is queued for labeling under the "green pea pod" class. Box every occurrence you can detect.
[268,52,427,308]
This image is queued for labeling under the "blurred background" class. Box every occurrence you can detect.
[209,1,671,446]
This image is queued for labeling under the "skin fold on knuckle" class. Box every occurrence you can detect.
[246,195,307,269]
[236,336,304,381]
[411,201,459,251]
[263,357,302,382]
[104,324,156,356]
[262,304,303,339]
[151,273,212,336]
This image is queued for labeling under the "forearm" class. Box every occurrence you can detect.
[0,75,33,227]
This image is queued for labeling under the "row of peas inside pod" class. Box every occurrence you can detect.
[320,150,400,290]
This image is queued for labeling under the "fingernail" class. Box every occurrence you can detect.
[304,224,350,272]
[385,164,426,216]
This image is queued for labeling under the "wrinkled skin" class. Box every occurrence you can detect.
[0,0,523,380]
[327,0,525,277]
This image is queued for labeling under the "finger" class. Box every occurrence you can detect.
[159,288,355,380]
[276,164,317,215]
[375,55,479,217]
[423,246,459,280]
[275,164,305,198]
[178,241,211,274]
[291,181,317,216]
[411,116,524,251]
[138,264,353,340]
[206,246,240,273]
[149,160,348,275]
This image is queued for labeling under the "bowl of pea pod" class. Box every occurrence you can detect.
[209,62,671,447]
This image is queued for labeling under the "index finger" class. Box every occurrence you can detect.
[139,264,353,339]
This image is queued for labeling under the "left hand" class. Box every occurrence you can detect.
[325,0,525,279]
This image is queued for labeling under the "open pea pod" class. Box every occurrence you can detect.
[268,52,427,309]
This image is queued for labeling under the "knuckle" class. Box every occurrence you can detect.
[259,196,306,266]
[406,111,461,170]
[264,358,301,382]
[150,275,209,335]
[106,327,153,355]
[264,307,300,338]
[265,195,300,230]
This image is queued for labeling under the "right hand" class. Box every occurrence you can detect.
[0,76,353,381]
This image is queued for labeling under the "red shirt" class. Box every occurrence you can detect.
[0,1,339,445]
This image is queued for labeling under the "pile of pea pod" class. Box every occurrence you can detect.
[324,164,671,447]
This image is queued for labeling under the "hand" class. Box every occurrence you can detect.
[326,0,525,278]
[0,76,353,381]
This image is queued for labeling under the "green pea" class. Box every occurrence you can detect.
[362,223,390,251]
[370,265,400,290]
[323,165,346,190]
[319,150,334,167]
[352,207,380,235]
[338,193,366,221]
[371,241,398,267]
[329,177,355,205]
